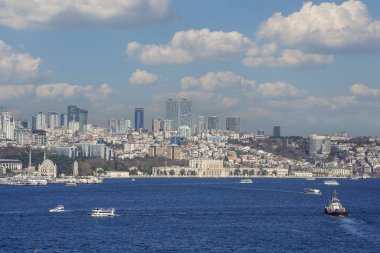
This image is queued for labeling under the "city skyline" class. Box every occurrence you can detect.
[0,1,380,136]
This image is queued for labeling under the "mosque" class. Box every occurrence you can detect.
[37,151,57,178]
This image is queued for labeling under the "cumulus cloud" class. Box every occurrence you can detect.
[243,43,333,68]
[253,82,307,97]
[218,97,239,108]
[0,0,172,29]
[0,84,34,100]
[270,96,357,110]
[0,40,41,83]
[350,83,380,97]
[35,83,83,98]
[127,28,254,64]
[129,69,158,86]
[181,71,256,91]
[35,83,116,102]
[257,1,380,51]
[249,107,274,118]
[181,71,305,98]
[84,83,116,102]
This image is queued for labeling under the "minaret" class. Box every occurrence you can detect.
[43,150,46,161]
[28,147,35,172]
[73,161,79,178]
[28,147,32,169]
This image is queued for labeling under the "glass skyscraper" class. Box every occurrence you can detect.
[273,126,281,138]
[67,105,88,131]
[165,98,192,131]
[134,108,144,130]
[165,99,179,130]
[226,116,240,132]
[208,116,220,130]
[179,99,192,129]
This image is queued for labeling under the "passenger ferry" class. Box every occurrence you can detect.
[240,179,253,184]
[324,180,339,186]
[324,190,348,216]
[90,208,116,217]
[303,188,321,195]
[49,205,65,213]
[306,177,316,181]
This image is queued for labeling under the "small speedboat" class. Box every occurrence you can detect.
[324,190,348,216]
[240,179,253,184]
[49,205,65,213]
[90,208,116,217]
[304,188,321,195]
[324,180,339,186]
[65,181,77,186]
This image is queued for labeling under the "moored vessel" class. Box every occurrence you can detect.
[65,181,77,186]
[324,190,348,216]
[90,208,116,217]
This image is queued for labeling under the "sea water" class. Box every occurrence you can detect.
[0,178,379,252]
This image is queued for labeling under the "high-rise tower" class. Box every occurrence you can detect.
[67,105,88,131]
[165,99,178,130]
[226,116,240,132]
[134,108,144,130]
[179,99,192,129]
[208,116,220,130]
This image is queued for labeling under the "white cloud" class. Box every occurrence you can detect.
[127,28,254,64]
[218,97,239,108]
[257,1,380,51]
[84,83,116,102]
[0,84,34,100]
[249,107,274,118]
[270,96,357,110]
[253,82,307,97]
[181,71,305,98]
[0,40,41,83]
[243,43,333,68]
[129,69,158,86]
[350,83,380,97]
[35,83,83,98]
[0,0,172,29]
[181,71,256,91]
[35,83,116,102]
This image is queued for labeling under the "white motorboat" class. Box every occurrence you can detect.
[49,205,65,213]
[304,188,321,195]
[306,177,316,181]
[90,208,116,217]
[240,179,253,184]
[324,180,339,186]
[65,181,77,186]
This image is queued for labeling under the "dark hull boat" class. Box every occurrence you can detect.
[324,190,348,216]
[324,209,349,216]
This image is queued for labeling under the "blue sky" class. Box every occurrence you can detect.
[0,0,380,136]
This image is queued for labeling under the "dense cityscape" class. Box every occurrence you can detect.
[1,100,379,182]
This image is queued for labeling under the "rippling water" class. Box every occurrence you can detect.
[0,178,379,252]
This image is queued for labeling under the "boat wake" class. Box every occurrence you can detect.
[340,217,380,245]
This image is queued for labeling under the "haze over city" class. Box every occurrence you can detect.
[1,0,380,136]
